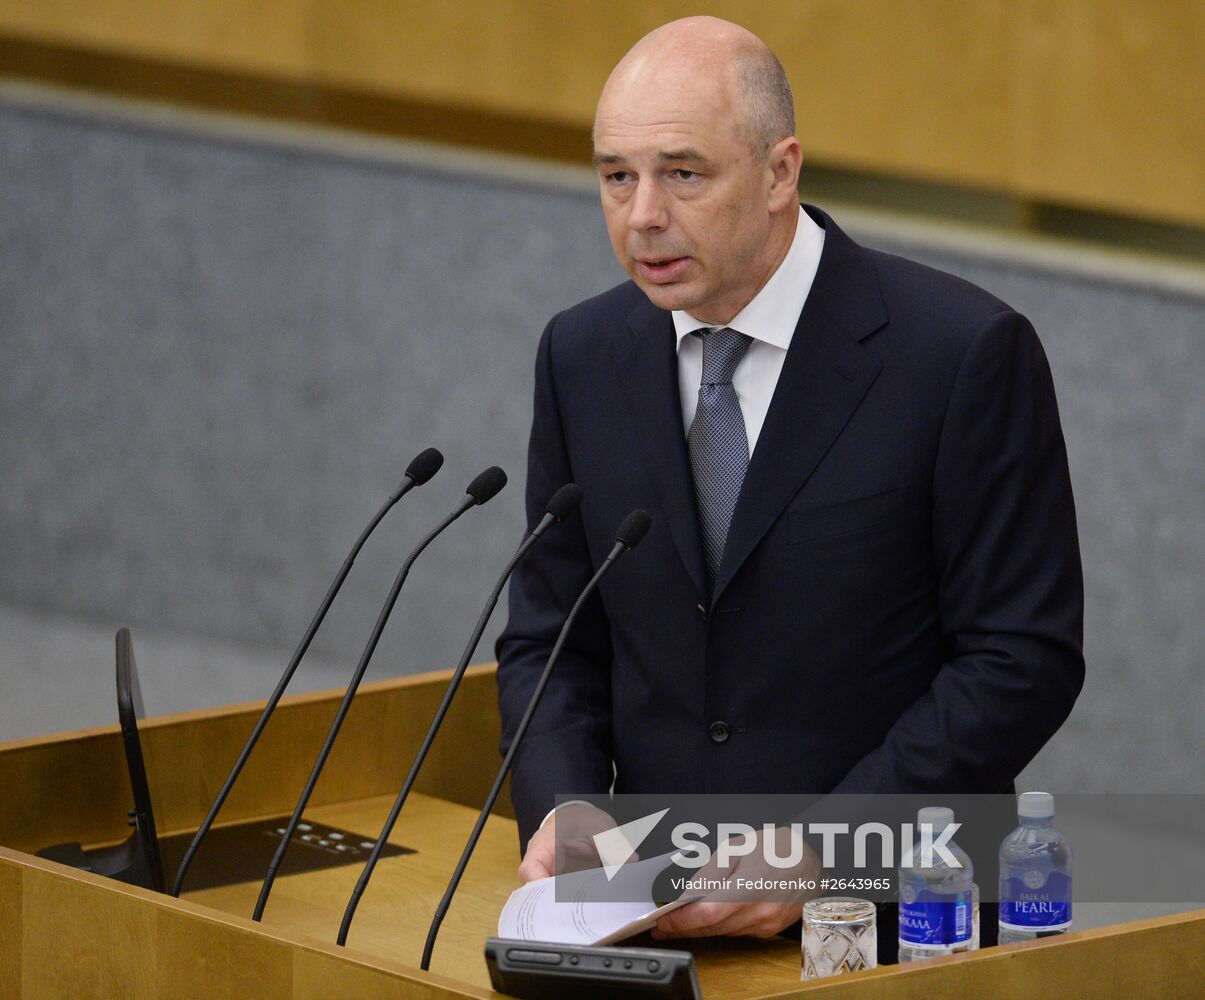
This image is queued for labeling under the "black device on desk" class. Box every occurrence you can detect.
[36,627,415,895]
[35,628,415,893]
[485,938,700,999]
[36,627,166,891]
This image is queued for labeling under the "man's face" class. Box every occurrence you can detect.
[593,70,776,325]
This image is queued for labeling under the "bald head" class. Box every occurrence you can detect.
[598,17,795,159]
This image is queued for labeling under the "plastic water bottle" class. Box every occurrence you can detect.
[897,806,975,961]
[999,791,1072,944]
[971,881,980,950]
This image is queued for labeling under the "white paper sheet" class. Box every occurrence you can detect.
[497,852,692,945]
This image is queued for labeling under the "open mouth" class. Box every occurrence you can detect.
[635,257,690,283]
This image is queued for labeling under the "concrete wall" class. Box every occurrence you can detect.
[2,86,1201,793]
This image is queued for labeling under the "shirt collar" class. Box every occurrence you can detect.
[672,207,825,351]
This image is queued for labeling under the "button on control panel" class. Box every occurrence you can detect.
[506,949,563,966]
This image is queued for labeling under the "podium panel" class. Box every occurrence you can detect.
[1,665,1201,998]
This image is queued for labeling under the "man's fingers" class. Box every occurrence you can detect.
[519,805,635,883]
[653,901,799,940]
[653,901,736,938]
[518,830,556,882]
[724,903,798,939]
[732,902,803,939]
[560,835,602,858]
[656,902,711,933]
[518,853,552,882]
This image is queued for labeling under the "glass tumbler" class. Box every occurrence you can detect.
[801,896,877,979]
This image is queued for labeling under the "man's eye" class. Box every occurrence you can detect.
[605,171,632,184]
[671,169,699,181]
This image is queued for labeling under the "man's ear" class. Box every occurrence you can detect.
[766,136,803,211]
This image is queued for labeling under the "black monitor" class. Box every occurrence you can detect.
[114,626,166,890]
[37,627,165,891]
[38,627,413,893]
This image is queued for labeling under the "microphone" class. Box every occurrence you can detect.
[420,508,652,970]
[251,465,508,921]
[170,447,443,897]
[336,483,583,946]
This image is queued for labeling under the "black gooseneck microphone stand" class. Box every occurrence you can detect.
[170,448,443,898]
[251,466,507,921]
[420,509,652,970]
[336,483,583,946]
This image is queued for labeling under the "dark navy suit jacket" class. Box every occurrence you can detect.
[496,206,1084,848]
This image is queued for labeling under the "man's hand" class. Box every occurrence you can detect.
[653,825,822,940]
[518,803,619,883]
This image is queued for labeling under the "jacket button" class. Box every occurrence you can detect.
[696,603,708,620]
[708,721,730,744]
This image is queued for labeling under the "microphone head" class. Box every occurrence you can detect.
[545,483,583,522]
[466,466,507,505]
[405,448,444,486]
[615,509,652,550]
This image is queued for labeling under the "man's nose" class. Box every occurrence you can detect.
[627,178,668,231]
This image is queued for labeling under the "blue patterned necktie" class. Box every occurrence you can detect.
[688,327,753,594]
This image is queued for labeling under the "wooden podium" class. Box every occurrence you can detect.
[1,663,1201,998]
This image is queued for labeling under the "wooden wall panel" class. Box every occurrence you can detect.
[0,0,313,76]
[1016,1,1205,226]
[310,1,617,120]
[755,0,1020,190]
[0,1,1201,227]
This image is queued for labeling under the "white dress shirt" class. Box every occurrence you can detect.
[672,208,825,455]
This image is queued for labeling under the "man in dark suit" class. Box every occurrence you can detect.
[496,16,1084,942]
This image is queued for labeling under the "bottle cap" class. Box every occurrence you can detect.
[917,806,955,830]
[1018,791,1055,818]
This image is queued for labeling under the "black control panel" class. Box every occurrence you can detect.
[485,938,700,999]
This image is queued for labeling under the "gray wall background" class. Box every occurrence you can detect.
[2,87,1201,797]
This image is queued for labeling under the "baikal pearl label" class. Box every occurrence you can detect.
[999,869,1072,929]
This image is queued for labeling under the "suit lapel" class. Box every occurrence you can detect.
[712,210,888,603]
[615,302,708,599]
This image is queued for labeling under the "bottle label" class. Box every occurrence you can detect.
[898,887,973,945]
[999,869,1072,928]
